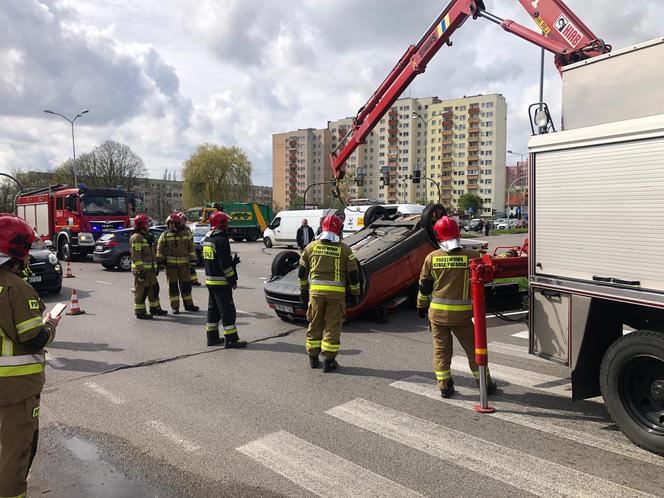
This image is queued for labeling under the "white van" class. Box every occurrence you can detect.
[342,203,424,235]
[263,209,337,248]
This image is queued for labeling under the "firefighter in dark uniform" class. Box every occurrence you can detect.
[130,214,167,319]
[417,216,496,398]
[0,214,60,497]
[202,211,247,348]
[157,212,199,314]
[179,214,201,287]
[299,215,360,372]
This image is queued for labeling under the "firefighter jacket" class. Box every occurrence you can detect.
[202,229,237,286]
[157,227,195,267]
[0,268,55,406]
[417,247,480,325]
[130,230,157,273]
[299,240,360,298]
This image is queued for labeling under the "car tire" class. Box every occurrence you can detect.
[364,206,388,227]
[118,253,133,272]
[271,250,300,277]
[58,238,72,262]
[421,203,447,246]
[51,285,62,295]
[246,232,259,242]
[600,330,664,456]
[102,263,115,270]
[232,236,244,242]
[264,237,273,249]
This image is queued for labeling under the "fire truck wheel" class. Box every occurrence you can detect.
[600,330,664,456]
[271,251,300,277]
[263,237,273,249]
[58,238,72,261]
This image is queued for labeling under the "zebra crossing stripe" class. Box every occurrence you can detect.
[390,375,664,468]
[488,341,545,362]
[512,330,529,339]
[237,430,422,498]
[327,399,656,498]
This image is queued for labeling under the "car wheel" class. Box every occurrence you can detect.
[102,263,115,270]
[364,206,388,227]
[271,250,300,277]
[59,239,72,261]
[118,253,133,272]
[51,285,62,295]
[246,232,259,242]
[232,236,244,242]
[600,330,664,455]
[264,237,273,249]
[421,203,447,245]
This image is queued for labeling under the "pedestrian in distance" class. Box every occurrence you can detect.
[157,212,199,314]
[298,214,360,372]
[130,214,167,320]
[202,211,247,348]
[0,214,60,498]
[296,218,315,251]
[416,216,497,398]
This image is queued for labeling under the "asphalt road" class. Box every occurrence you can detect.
[27,233,664,497]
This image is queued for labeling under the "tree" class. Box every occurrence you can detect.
[182,144,252,208]
[458,193,484,216]
[289,195,304,210]
[52,141,147,191]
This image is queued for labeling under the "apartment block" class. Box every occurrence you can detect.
[272,128,331,210]
[426,94,507,216]
[250,185,273,206]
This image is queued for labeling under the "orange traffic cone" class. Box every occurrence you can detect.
[66,289,85,315]
[64,262,75,278]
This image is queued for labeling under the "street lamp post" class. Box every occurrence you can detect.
[412,111,435,203]
[507,175,527,219]
[44,109,89,187]
[507,150,528,218]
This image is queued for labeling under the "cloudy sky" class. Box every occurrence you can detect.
[0,0,659,186]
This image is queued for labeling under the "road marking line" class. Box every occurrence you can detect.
[237,430,422,498]
[511,330,529,339]
[236,310,250,315]
[327,399,655,498]
[95,280,112,285]
[84,382,125,405]
[47,357,65,368]
[451,356,579,399]
[258,277,267,280]
[391,376,664,467]
[147,420,200,453]
[488,341,545,362]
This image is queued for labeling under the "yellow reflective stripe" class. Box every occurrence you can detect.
[335,257,340,283]
[321,341,340,352]
[223,270,235,277]
[471,370,481,379]
[16,316,43,335]
[0,363,44,377]
[429,303,472,311]
[310,285,345,293]
[206,323,219,332]
[349,284,360,292]
[432,255,469,269]
[417,292,429,301]
[348,253,356,261]
[223,326,238,335]
[476,348,488,355]
[134,303,146,310]
[435,370,451,380]
[206,280,230,286]
[306,339,322,347]
[298,279,308,286]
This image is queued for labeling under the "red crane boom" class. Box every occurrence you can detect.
[331,0,609,180]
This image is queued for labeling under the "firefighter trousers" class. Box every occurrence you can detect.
[430,320,482,389]
[165,265,194,311]
[0,395,40,498]
[133,270,162,315]
[306,295,345,361]
[207,286,239,341]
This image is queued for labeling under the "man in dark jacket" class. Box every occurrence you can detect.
[296,219,315,251]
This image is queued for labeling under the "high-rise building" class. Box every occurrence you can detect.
[506,160,528,216]
[272,128,331,210]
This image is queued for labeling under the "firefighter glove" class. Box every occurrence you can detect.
[417,307,428,319]
[300,289,309,304]
[346,294,359,307]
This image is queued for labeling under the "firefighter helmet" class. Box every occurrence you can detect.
[209,211,230,230]
[321,215,343,236]
[166,212,179,226]
[134,214,151,230]
[433,216,460,242]
[175,212,187,225]
[0,214,36,265]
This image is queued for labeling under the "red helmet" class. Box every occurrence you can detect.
[0,214,36,264]
[175,212,187,225]
[321,215,343,236]
[134,214,151,230]
[166,212,180,226]
[209,211,230,230]
[433,216,460,242]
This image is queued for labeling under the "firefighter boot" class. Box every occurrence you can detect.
[151,308,168,316]
[207,330,224,347]
[309,355,320,369]
[184,304,200,312]
[225,338,248,349]
[136,313,153,320]
[441,378,455,398]
[323,359,338,373]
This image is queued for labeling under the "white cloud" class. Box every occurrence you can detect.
[0,0,660,186]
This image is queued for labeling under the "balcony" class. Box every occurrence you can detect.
[468,117,480,126]
[468,154,479,162]
[389,109,398,117]
[442,157,453,164]
[469,107,481,115]
[288,139,297,149]
[387,153,398,160]
[442,129,453,137]
[442,110,454,119]
[467,183,478,190]
[388,119,398,127]
[469,126,480,133]
[466,171,478,179]
[388,136,398,143]
[442,119,453,127]
[442,139,452,146]
[468,146,479,153]
[388,145,398,153]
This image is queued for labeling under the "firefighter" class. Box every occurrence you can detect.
[179,213,201,287]
[130,214,167,319]
[299,214,360,372]
[417,216,497,398]
[0,214,60,498]
[157,212,199,314]
[202,211,247,348]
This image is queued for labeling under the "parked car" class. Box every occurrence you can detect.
[263,205,499,323]
[190,223,211,265]
[28,236,62,294]
[93,227,166,271]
